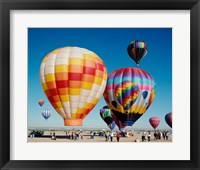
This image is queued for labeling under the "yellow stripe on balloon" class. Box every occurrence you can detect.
[69,58,83,65]
[45,74,55,82]
[130,105,138,113]
[94,77,103,85]
[138,106,146,114]
[55,65,68,73]
[92,98,98,104]
[69,88,81,95]
[42,83,48,91]
[103,74,107,80]
[60,95,70,102]
[83,54,95,61]
[129,105,146,114]
[92,54,101,60]
[84,102,91,109]
[71,114,76,119]
[76,108,84,114]
[81,82,93,90]
[56,102,63,108]
[117,105,124,113]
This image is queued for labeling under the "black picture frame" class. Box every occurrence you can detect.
[0,0,200,170]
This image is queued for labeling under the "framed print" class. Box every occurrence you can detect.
[0,0,200,170]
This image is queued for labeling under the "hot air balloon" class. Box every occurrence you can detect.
[127,40,148,66]
[41,109,51,120]
[103,67,156,126]
[100,106,116,131]
[165,112,172,128]
[149,117,160,129]
[103,91,126,131]
[109,121,116,131]
[112,114,126,131]
[40,46,107,126]
[38,100,44,107]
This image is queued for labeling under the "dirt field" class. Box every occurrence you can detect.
[28,130,172,143]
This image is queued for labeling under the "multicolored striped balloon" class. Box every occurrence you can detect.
[40,46,107,126]
[41,109,51,120]
[165,112,172,128]
[103,67,156,126]
[115,81,139,110]
[127,40,148,66]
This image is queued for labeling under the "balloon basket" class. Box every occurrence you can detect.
[64,119,83,126]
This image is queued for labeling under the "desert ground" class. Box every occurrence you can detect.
[27,130,172,143]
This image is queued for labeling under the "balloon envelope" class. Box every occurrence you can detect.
[41,109,51,120]
[149,117,160,129]
[103,67,156,126]
[109,121,116,131]
[38,100,44,106]
[112,113,126,131]
[165,112,172,128]
[127,40,148,66]
[40,47,107,126]
[100,106,114,126]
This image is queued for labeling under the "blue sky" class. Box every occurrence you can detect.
[28,28,172,130]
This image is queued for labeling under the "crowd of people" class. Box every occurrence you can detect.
[98,131,133,142]
[65,131,84,140]
[29,129,171,142]
[141,130,171,142]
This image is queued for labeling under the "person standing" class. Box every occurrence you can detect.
[154,131,157,140]
[110,132,114,142]
[81,132,83,140]
[148,132,151,142]
[107,131,110,141]
[166,131,170,140]
[141,131,146,142]
[116,132,121,142]
[163,131,166,140]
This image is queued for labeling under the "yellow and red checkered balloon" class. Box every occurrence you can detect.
[40,47,107,126]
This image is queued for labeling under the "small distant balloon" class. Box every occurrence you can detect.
[41,109,51,121]
[38,100,44,107]
[100,106,116,131]
[149,117,160,129]
[165,112,172,128]
[127,40,148,66]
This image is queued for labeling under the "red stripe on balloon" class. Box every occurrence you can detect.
[95,63,104,71]
[49,88,59,96]
[56,80,69,88]
[68,73,82,81]
[83,66,95,75]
